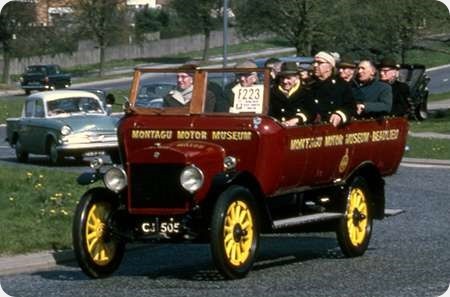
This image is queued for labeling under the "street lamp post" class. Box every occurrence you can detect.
[223,0,228,68]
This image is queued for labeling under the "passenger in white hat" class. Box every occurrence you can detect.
[303,51,356,127]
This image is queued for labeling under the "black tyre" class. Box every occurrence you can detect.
[210,185,259,279]
[72,191,125,278]
[15,137,29,163]
[336,176,373,257]
[415,103,428,121]
[25,89,31,95]
[48,139,63,165]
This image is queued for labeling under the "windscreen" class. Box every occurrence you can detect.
[47,97,104,116]
[134,68,268,114]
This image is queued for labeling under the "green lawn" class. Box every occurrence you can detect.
[409,111,450,134]
[405,136,450,160]
[0,97,25,123]
[429,91,450,102]
[0,165,92,255]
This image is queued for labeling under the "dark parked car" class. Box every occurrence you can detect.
[398,64,430,120]
[20,64,71,95]
[135,82,175,108]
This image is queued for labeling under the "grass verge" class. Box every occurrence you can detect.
[409,111,450,134]
[405,136,450,160]
[429,91,450,102]
[0,165,93,255]
[0,97,25,124]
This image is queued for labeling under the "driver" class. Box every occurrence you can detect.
[164,64,216,112]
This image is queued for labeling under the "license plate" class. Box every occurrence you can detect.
[84,151,105,157]
[141,218,181,235]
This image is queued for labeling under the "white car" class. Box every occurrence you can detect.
[6,90,120,165]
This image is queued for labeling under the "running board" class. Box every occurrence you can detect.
[384,208,405,217]
[272,212,343,230]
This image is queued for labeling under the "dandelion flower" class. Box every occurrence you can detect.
[9,197,15,201]
[26,172,33,177]
[61,210,69,216]
[39,174,44,179]
[50,209,56,214]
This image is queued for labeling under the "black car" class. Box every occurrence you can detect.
[398,64,430,120]
[20,64,71,95]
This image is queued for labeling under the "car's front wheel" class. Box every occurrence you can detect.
[210,185,260,279]
[72,190,125,278]
[48,139,63,165]
[336,176,373,257]
[15,137,29,163]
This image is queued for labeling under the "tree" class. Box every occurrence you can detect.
[0,1,34,84]
[170,0,221,61]
[234,0,332,56]
[134,7,169,40]
[72,0,129,76]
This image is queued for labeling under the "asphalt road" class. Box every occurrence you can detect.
[0,165,449,297]
[427,65,450,94]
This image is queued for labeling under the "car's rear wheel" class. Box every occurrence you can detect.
[336,176,373,257]
[210,185,259,279]
[48,139,63,165]
[73,191,125,278]
[15,137,29,163]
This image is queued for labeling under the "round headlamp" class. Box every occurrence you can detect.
[61,125,72,136]
[180,165,204,193]
[90,157,104,170]
[103,167,127,192]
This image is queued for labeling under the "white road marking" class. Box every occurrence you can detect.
[401,163,450,169]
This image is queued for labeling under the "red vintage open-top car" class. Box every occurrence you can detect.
[72,66,408,279]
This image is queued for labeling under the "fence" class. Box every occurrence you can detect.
[1,29,257,76]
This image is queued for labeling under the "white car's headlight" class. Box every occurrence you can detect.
[103,167,127,192]
[61,125,72,136]
[180,165,204,193]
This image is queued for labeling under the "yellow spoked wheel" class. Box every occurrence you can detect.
[85,202,116,266]
[73,190,125,278]
[346,188,369,246]
[223,200,254,266]
[211,186,259,279]
[337,177,373,257]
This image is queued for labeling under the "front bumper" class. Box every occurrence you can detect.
[58,133,118,154]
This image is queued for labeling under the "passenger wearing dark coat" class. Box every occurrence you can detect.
[390,81,411,116]
[354,60,392,117]
[378,57,411,117]
[305,51,356,126]
[307,75,356,125]
[269,62,310,126]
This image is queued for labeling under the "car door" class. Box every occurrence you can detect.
[31,98,48,154]
[19,100,34,150]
